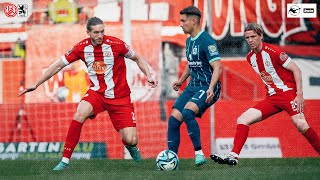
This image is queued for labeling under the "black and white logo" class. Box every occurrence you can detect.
[287,3,317,18]
[288,5,300,16]
[17,4,28,17]
[303,8,314,13]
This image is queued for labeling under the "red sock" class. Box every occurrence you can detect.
[303,127,320,155]
[63,120,83,159]
[231,124,249,155]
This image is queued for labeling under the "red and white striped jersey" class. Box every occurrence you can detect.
[246,42,296,96]
[61,35,135,98]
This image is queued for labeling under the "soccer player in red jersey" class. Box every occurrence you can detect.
[211,23,320,165]
[19,17,157,170]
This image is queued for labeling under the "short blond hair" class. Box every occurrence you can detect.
[244,23,263,36]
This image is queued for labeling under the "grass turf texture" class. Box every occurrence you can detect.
[0,158,319,180]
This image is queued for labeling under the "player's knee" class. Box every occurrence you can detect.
[124,135,138,146]
[295,120,309,134]
[168,116,182,128]
[73,111,89,122]
[236,115,247,125]
[182,109,196,122]
[237,113,258,126]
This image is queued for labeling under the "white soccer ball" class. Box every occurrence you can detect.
[156,150,179,171]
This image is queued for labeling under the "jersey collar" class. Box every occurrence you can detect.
[191,30,204,41]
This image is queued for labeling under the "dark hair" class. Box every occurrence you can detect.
[86,17,104,31]
[244,23,263,36]
[180,6,201,20]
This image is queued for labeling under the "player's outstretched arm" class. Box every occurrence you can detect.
[130,53,158,88]
[18,58,67,97]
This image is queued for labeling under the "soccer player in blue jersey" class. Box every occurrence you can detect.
[167,6,222,166]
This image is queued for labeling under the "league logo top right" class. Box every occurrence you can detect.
[287,3,317,18]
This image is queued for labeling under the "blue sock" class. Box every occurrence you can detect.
[182,109,202,151]
[167,116,182,154]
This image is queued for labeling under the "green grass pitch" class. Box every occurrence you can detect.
[0,158,319,179]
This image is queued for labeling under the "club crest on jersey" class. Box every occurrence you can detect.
[104,51,112,57]
[192,46,198,55]
[264,60,271,67]
[280,52,289,61]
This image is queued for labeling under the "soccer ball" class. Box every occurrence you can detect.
[156,150,179,171]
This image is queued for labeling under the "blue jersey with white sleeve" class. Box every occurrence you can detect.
[185,30,220,87]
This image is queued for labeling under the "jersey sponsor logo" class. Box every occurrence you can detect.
[208,45,218,56]
[66,48,74,56]
[188,61,202,67]
[279,52,288,61]
[260,71,273,84]
[92,61,106,74]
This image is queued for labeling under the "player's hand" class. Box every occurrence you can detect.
[172,81,182,91]
[18,85,37,97]
[205,88,214,103]
[147,77,158,88]
[294,93,304,113]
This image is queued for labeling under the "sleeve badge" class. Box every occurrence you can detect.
[208,45,217,54]
[280,52,288,61]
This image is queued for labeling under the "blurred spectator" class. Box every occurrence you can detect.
[78,6,94,24]
[13,38,26,59]
[63,61,90,103]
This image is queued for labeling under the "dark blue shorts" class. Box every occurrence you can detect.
[173,84,221,118]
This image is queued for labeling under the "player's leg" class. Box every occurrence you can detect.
[107,96,141,161]
[167,108,183,153]
[181,102,206,166]
[211,108,262,165]
[53,90,103,170]
[167,88,192,154]
[212,98,281,165]
[184,86,220,166]
[281,91,320,154]
[53,100,95,170]
[291,113,320,154]
[120,127,142,162]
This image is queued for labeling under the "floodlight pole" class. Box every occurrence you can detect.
[206,0,218,155]
[123,0,131,45]
[122,0,133,160]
